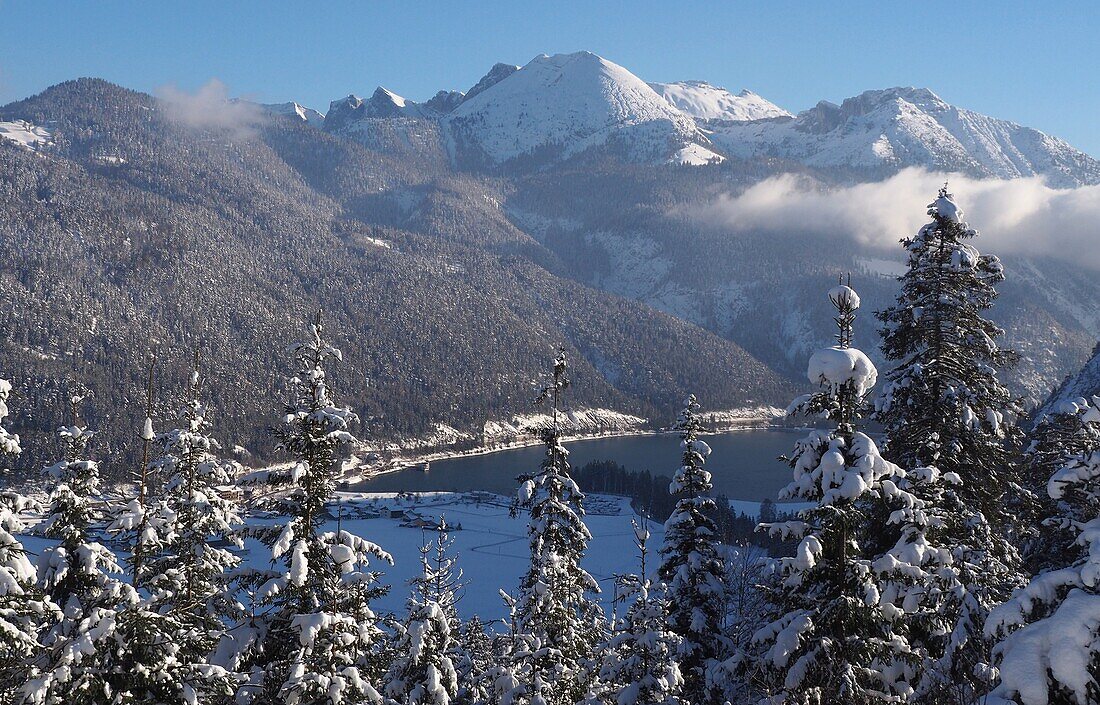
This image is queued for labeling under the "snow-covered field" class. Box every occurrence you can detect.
[0,120,51,149]
[17,491,663,624]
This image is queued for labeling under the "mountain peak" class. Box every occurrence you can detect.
[844,86,946,112]
[260,101,325,126]
[463,62,520,102]
[425,89,465,114]
[365,86,413,116]
[527,50,601,67]
[323,87,433,131]
[446,51,720,168]
[322,94,364,131]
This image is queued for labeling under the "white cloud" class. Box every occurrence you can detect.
[687,168,1100,269]
[156,79,264,140]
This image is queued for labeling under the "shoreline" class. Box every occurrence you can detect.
[343,415,795,487]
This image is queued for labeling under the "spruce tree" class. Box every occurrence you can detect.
[0,377,50,691]
[510,349,605,705]
[64,355,236,704]
[985,397,1100,705]
[750,283,919,704]
[657,394,729,704]
[414,518,464,629]
[114,356,243,702]
[874,187,1025,701]
[385,520,463,705]
[27,401,191,704]
[454,616,493,705]
[22,404,139,704]
[600,520,683,705]
[232,314,391,705]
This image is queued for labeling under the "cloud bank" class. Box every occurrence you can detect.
[156,79,264,140]
[690,168,1100,269]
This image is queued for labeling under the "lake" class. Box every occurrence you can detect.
[354,429,801,503]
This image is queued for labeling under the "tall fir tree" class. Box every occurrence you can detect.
[750,283,921,704]
[412,518,464,629]
[112,355,243,702]
[657,394,729,704]
[22,402,139,704]
[0,377,51,692]
[599,520,683,705]
[454,616,494,705]
[985,397,1100,705]
[230,313,392,705]
[69,354,237,704]
[385,521,464,705]
[509,349,605,705]
[874,187,1025,702]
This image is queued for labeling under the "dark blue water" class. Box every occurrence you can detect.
[355,429,799,502]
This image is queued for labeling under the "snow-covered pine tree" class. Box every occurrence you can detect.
[600,520,683,705]
[657,394,730,704]
[510,349,605,705]
[62,354,233,704]
[110,355,243,702]
[985,397,1100,705]
[750,283,918,704]
[22,402,140,704]
[232,313,392,705]
[385,521,463,705]
[454,616,494,705]
[1017,398,1100,574]
[414,517,464,629]
[121,355,159,591]
[0,377,50,691]
[874,187,1025,702]
[482,592,525,705]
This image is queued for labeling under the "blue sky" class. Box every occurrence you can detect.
[2,1,1099,154]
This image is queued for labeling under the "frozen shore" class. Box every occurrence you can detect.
[339,404,787,486]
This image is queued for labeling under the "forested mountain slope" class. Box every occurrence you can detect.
[3,66,1099,476]
[0,78,789,474]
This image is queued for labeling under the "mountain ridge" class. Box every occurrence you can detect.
[2,70,1098,476]
[311,52,1097,182]
[0,76,792,475]
[647,80,792,122]
[710,85,1100,185]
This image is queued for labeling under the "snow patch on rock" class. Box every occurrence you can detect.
[648,80,791,122]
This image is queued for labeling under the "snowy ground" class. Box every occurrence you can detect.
[17,491,664,625]
[0,120,51,149]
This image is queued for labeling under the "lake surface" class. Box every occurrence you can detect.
[355,429,801,502]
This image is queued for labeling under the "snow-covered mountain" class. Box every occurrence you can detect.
[648,80,791,122]
[317,53,1098,182]
[3,75,1099,460]
[260,101,325,127]
[709,87,1100,186]
[444,51,723,168]
[461,62,518,102]
[323,87,437,131]
[424,89,465,114]
[1040,343,1100,417]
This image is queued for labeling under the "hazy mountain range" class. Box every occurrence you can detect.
[2,50,1098,472]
